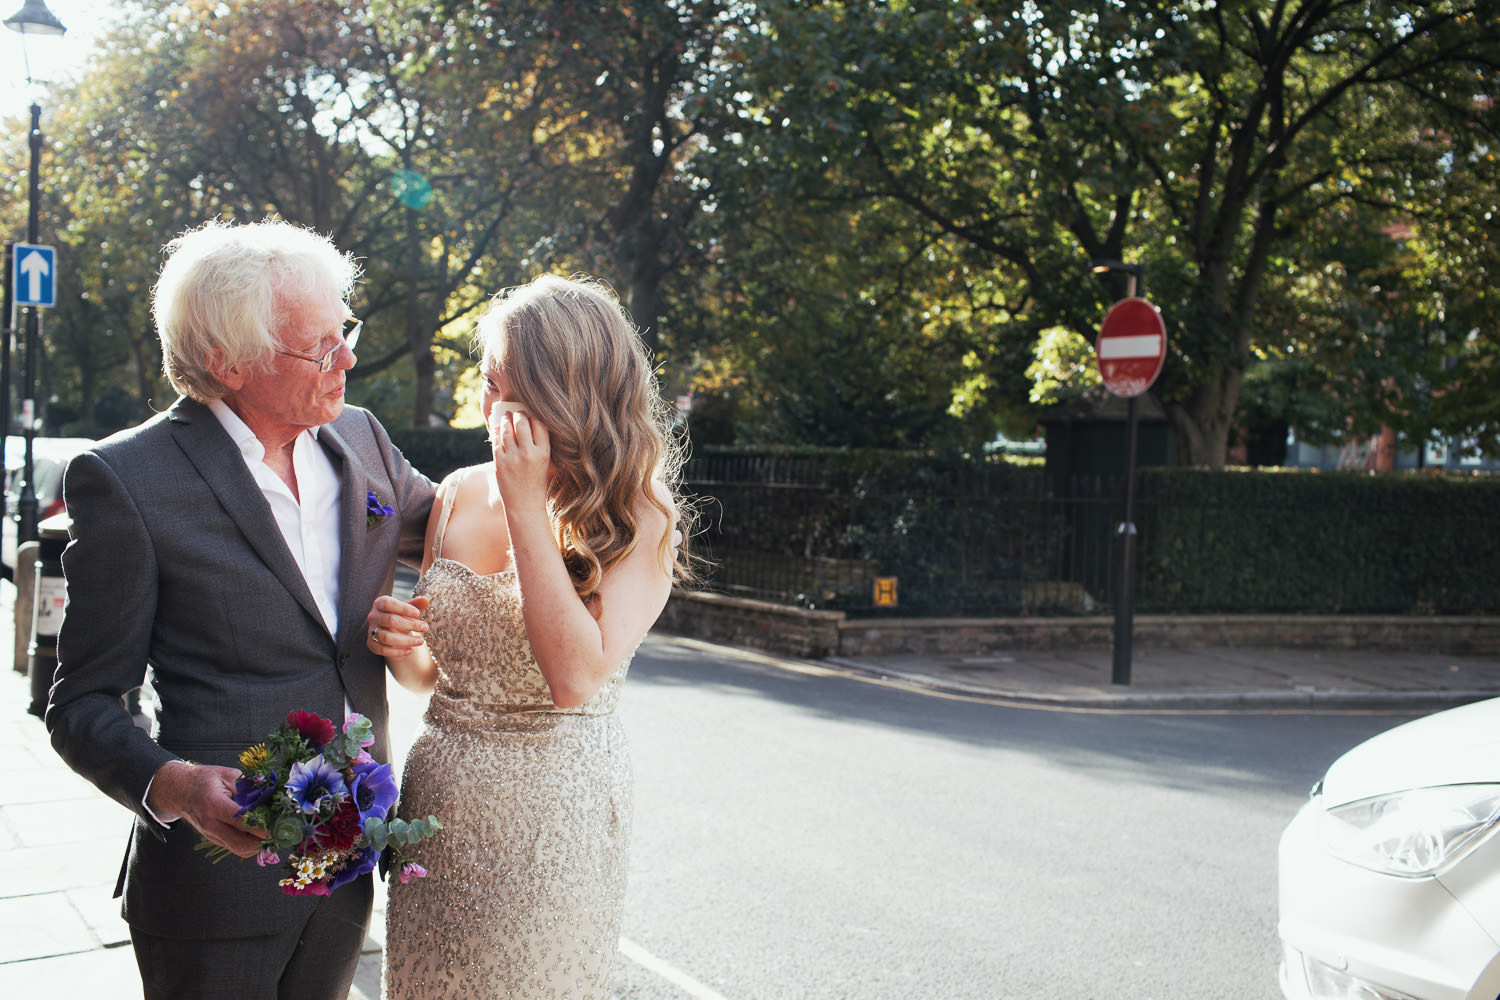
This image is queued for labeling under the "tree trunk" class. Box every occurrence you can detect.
[404,205,434,426]
[627,268,660,358]
[1164,366,1244,468]
[132,329,155,415]
[78,373,95,428]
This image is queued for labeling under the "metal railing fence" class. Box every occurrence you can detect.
[685,452,1114,616]
[682,451,1500,617]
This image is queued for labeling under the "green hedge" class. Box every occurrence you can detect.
[1135,468,1500,614]
[684,447,1500,616]
[388,426,492,485]
[685,448,1060,613]
[390,439,1500,615]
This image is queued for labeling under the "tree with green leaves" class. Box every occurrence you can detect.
[433,0,751,360]
[32,0,572,429]
[712,0,1500,465]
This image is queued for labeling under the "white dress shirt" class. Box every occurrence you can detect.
[208,399,343,635]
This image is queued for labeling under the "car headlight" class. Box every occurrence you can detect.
[1322,783,1500,877]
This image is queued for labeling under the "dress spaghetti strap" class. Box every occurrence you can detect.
[431,482,460,561]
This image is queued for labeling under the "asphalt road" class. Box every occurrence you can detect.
[581,636,1427,1000]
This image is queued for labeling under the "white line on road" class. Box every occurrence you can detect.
[619,937,731,1000]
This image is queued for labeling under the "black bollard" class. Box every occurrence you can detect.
[26,514,67,718]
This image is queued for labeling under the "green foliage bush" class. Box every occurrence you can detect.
[1135,468,1500,614]
[388,427,491,485]
[686,447,1500,616]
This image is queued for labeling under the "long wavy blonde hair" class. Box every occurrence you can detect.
[476,274,694,605]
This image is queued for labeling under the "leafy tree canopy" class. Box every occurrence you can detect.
[705,0,1500,465]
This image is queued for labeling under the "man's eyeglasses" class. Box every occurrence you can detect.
[277,317,362,373]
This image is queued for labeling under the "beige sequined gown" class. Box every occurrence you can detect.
[383,507,633,999]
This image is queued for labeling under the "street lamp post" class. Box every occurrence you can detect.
[5,0,65,547]
[1,242,11,500]
[1089,258,1146,686]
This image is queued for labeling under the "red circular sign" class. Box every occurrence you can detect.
[1096,297,1166,398]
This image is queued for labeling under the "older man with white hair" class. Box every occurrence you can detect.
[46,218,436,999]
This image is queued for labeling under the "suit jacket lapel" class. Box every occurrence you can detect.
[165,397,328,634]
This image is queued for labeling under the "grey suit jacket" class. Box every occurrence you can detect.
[46,397,435,938]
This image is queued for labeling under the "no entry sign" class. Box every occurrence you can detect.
[1096,297,1166,398]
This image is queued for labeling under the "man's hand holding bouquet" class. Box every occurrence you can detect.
[198,709,442,895]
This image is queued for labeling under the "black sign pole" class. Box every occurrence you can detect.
[1091,260,1159,686]
[1114,390,1139,685]
[18,102,42,546]
[1112,270,1142,686]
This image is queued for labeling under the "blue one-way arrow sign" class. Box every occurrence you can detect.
[14,243,56,308]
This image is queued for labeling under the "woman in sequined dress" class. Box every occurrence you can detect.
[363,274,692,999]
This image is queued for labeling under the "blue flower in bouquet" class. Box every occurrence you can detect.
[232,772,278,815]
[349,759,399,822]
[286,757,347,815]
[326,845,380,892]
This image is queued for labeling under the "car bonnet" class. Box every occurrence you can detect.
[1319,696,1500,809]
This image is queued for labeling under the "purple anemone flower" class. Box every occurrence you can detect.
[365,491,395,525]
[232,772,278,815]
[326,846,379,892]
[349,760,399,822]
[286,757,347,815]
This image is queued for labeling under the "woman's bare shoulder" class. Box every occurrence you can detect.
[441,463,492,497]
[428,465,493,528]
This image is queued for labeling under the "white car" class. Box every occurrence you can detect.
[2,436,94,578]
[1278,697,1500,1000]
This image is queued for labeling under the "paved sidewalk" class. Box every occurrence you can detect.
[4,569,1499,996]
[823,643,1500,710]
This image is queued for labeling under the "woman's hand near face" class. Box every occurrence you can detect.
[489,407,551,514]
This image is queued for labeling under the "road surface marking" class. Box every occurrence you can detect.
[619,937,731,1000]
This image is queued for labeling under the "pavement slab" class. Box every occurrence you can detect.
[0,892,98,963]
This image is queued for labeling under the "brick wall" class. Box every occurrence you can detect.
[658,590,1500,659]
[655,590,844,659]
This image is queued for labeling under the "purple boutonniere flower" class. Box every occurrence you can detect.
[366,490,395,529]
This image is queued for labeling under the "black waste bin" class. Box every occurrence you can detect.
[26,513,69,718]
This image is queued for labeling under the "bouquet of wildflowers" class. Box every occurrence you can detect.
[199,710,442,895]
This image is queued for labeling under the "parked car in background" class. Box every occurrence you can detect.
[1278,697,1500,1000]
[2,436,95,580]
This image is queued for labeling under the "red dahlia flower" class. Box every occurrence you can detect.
[286,710,337,747]
[322,799,364,851]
